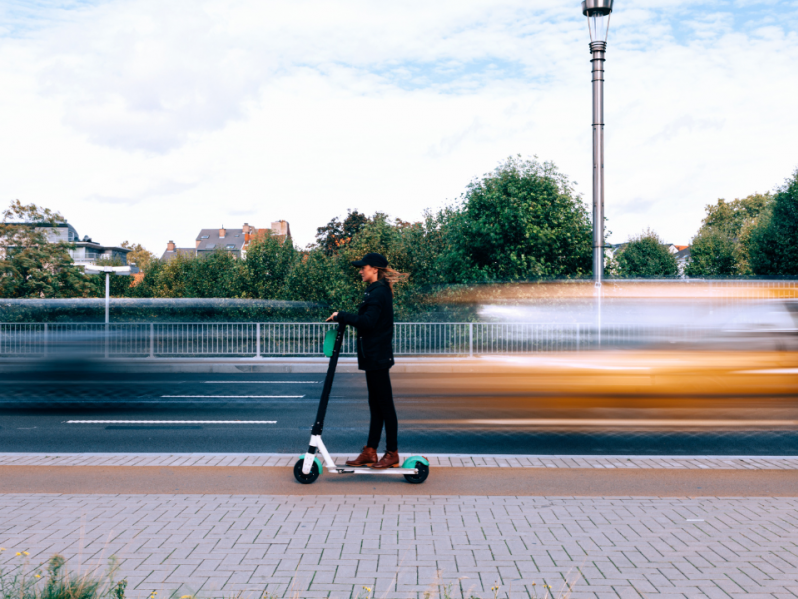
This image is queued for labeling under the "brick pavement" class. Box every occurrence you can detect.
[1,453,797,470]
[1,494,797,599]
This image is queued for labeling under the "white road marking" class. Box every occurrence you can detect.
[66,420,277,424]
[161,395,304,398]
[734,369,798,374]
[203,381,319,384]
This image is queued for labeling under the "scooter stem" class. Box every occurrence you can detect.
[310,322,346,436]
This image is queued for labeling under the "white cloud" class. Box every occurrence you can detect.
[0,0,796,256]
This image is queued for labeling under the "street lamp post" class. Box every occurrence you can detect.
[582,0,612,287]
[582,0,612,347]
[85,265,131,357]
[85,265,132,324]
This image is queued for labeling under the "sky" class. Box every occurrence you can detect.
[1,0,797,256]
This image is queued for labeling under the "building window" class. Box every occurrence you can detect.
[200,235,210,239]
[205,243,216,249]
[225,244,235,250]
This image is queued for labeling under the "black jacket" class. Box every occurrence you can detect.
[335,279,394,371]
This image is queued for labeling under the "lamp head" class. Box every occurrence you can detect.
[84,265,132,276]
[581,0,613,43]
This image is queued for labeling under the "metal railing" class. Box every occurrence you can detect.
[0,321,707,358]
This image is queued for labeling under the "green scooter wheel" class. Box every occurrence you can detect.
[294,458,321,484]
[403,461,429,484]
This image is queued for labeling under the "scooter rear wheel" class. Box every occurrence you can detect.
[294,459,321,484]
[404,462,429,484]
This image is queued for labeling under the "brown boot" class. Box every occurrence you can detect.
[371,450,400,469]
[346,446,377,467]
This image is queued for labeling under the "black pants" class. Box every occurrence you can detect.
[365,369,398,452]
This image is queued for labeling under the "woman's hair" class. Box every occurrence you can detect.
[376,266,409,291]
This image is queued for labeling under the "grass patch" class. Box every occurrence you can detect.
[0,552,127,599]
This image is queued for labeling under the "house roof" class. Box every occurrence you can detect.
[675,247,691,261]
[160,248,197,262]
[195,228,246,252]
[74,241,131,254]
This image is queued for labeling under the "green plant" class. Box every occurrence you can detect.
[615,228,679,278]
[0,552,127,599]
[749,168,798,275]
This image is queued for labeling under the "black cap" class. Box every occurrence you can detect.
[351,252,388,268]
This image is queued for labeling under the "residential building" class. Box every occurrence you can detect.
[161,221,291,262]
[241,221,292,259]
[3,222,131,266]
[159,241,197,262]
[674,246,691,274]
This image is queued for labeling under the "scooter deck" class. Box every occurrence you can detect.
[330,465,418,474]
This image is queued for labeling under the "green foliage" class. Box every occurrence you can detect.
[0,200,95,299]
[686,193,772,277]
[684,228,737,277]
[129,258,166,299]
[315,209,371,256]
[432,156,593,282]
[615,229,679,278]
[749,169,798,275]
[89,256,134,298]
[241,231,298,299]
[0,553,126,599]
[146,250,246,298]
[120,241,155,270]
[701,193,771,234]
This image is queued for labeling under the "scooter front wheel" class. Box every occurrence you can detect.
[294,459,321,484]
[404,462,429,484]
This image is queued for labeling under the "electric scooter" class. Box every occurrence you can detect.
[294,322,430,485]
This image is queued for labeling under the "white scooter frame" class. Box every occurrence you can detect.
[294,323,430,484]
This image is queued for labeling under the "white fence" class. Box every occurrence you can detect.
[0,322,706,358]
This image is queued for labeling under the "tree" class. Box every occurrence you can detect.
[91,255,135,298]
[315,210,371,255]
[131,250,246,299]
[432,156,593,282]
[686,193,772,277]
[615,229,679,278]
[749,169,798,275]
[242,231,298,299]
[121,241,156,271]
[0,200,94,298]
[684,228,737,277]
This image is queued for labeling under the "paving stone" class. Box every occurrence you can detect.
[1,495,797,598]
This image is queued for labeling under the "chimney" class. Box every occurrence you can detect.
[219,226,226,239]
[167,240,176,252]
[243,223,251,235]
[271,220,291,240]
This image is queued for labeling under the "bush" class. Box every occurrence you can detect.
[615,229,679,278]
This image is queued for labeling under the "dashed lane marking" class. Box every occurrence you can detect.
[160,395,304,398]
[66,420,277,424]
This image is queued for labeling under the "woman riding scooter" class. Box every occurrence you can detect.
[327,252,406,469]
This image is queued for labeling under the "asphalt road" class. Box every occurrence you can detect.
[1,370,797,455]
